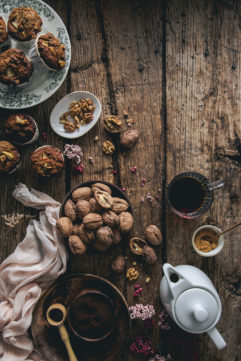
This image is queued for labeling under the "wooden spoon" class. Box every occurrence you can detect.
[46,303,78,361]
[209,220,241,242]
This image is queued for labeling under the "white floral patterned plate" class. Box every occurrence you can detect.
[50,91,102,139]
[0,0,71,109]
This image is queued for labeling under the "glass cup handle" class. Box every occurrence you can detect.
[209,179,225,191]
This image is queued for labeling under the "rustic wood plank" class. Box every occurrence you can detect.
[165,0,241,360]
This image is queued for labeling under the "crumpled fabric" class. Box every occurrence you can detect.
[0,183,68,361]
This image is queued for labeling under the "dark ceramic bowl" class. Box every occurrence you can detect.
[60,179,133,217]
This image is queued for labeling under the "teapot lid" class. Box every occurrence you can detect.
[174,288,219,332]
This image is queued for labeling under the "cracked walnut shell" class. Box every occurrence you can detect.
[91,182,112,194]
[129,237,147,255]
[103,115,122,134]
[94,190,113,210]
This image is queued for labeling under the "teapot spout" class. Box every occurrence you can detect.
[163,263,193,298]
[207,327,226,350]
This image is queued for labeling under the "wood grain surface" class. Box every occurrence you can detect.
[0,1,240,360]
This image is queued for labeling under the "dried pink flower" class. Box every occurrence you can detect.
[140,197,145,202]
[158,309,171,330]
[74,164,84,173]
[42,131,47,140]
[122,187,126,192]
[130,166,137,173]
[88,156,94,164]
[133,285,143,297]
[113,170,117,174]
[129,304,155,321]
[63,144,83,165]
[130,336,155,357]
[146,193,154,202]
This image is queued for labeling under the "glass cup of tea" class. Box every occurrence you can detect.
[166,171,224,219]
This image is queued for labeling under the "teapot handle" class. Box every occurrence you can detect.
[207,327,226,350]
[163,263,193,298]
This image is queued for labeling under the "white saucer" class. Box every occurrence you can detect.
[50,91,102,139]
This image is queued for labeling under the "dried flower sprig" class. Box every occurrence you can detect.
[149,353,171,361]
[130,336,155,357]
[158,309,171,330]
[129,303,155,321]
[63,144,83,165]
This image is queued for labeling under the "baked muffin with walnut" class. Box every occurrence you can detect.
[0,141,20,175]
[0,49,33,86]
[0,15,8,45]
[31,145,65,177]
[4,114,39,145]
[7,7,42,42]
[36,33,66,70]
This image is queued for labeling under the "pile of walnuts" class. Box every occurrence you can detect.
[57,182,133,255]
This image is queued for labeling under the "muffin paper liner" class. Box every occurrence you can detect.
[12,117,39,146]
[28,35,58,72]
[7,161,21,175]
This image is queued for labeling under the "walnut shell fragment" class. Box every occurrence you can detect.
[94,190,113,210]
[103,115,122,134]
[142,245,157,264]
[120,129,139,150]
[144,224,162,245]
[130,237,147,255]
[112,255,125,273]
[72,187,92,202]
[83,213,103,230]
[119,212,133,233]
[94,226,113,251]
[57,217,73,237]
[68,235,87,255]
[64,199,77,222]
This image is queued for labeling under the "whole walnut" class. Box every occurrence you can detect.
[112,255,125,273]
[111,197,129,214]
[94,226,113,251]
[144,225,162,246]
[142,245,157,264]
[57,217,73,237]
[89,197,102,212]
[120,129,139,150]
[112,228,122,245]
[102,210,118,227]
[76,199,91,219]
[92,182,112,194]
[119,212,133,233]
[64,199,76,222]
[72,187,92,202]
[83,213,103,230]
[78,224,95,244]
[94,190,113,210]
[68,235,87,255]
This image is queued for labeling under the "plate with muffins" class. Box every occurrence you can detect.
[0,0,71,109]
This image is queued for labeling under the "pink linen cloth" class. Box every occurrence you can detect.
[0,183,68,361]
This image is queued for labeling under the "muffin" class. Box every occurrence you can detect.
[0,140,21,175]
[31,146,65,177]
[0,15,8,45]
[4,114,39,145]
[7,7,42,43]
[29,32,66,71]
[0,49,33,86]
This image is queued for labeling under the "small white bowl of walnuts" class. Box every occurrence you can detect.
[50,91,102,139]
[57,180,133,255]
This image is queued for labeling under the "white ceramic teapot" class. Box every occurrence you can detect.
[159,263,226,350]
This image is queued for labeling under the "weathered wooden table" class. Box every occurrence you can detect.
[0,0,240,360]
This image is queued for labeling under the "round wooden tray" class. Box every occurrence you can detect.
[59,180,133,217]
[31,273,130,361]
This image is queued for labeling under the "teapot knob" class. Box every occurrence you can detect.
[193,305,208,322]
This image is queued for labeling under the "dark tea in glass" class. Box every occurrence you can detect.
[167,172,224,219]
[168,177,205,213]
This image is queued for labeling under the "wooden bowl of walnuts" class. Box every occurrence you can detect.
[58,180,133,255]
